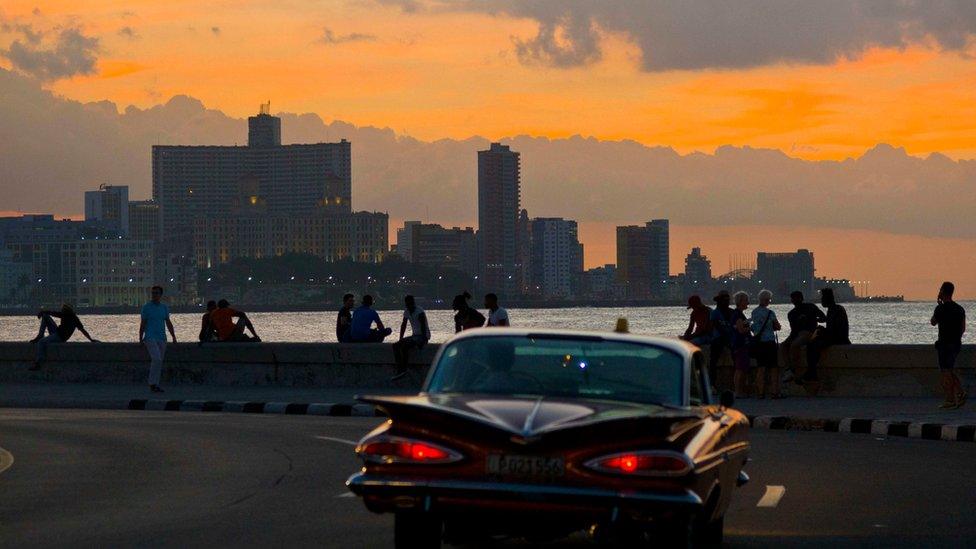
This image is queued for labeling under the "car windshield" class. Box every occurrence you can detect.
[425,335,685,406]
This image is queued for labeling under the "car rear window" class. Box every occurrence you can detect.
[425,335,685,406]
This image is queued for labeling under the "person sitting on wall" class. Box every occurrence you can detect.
[350,295,393,343]
[29,303,99,370]
[210,299,262,342]
[199,300,218,343]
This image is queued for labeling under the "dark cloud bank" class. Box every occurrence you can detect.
[0,68,973,241]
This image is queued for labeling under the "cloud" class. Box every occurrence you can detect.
[319,27,377,45]
[1,25,99,81]
[380,0,976,71]
[118,26,139,40]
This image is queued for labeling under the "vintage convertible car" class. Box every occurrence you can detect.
[347,329,750,548]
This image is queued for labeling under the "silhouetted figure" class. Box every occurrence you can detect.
[931,281,967,409]
[707,290,735,392]
[681,295,712,345]
[139,285,177,393]
[199,300,218,343]
[780,291,826,382]
[485,293,510,327]
[731,292,752,398]
[211,299,261,342]
[453,292,485,333]
[337,293,355,343]
[751,290,783,399]
[29,303,98,370]
[392,295,431,381]
[801,288,850,383]
[350,295,392,342]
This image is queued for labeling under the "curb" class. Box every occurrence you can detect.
[748,415,976,443]
[126,399,381,417]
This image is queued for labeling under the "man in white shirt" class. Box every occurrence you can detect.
[392,295,431,381]
[485,293,510,327]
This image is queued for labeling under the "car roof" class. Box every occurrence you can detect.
[443,328,699,360]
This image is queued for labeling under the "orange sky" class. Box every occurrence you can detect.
[2,2,975,299]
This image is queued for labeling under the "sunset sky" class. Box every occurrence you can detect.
[2,1,975,298]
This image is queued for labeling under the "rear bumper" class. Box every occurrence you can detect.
[346,472,703,513]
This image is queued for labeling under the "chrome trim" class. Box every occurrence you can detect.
[346,472,703,508]
[582,450,694,478]
[737,470,750,487]
[356,435,464,465]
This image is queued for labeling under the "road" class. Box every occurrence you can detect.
[0,409,974,548]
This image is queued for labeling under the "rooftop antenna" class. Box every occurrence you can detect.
[259,100,271,115]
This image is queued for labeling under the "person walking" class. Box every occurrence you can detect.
[391,295,431,381]
[751,290,783,399]
[139,286,177,393]
[730,292,752,398]
[780,291,826,383]
[931,281,966,409]
[453,292,485,333]
[801,288,850,384]
[707,290,734,392]
[485,293,510,327]
[336,293,354,343]
[29,303,98,370]
[350,295,393,342]
[681,295,712,346]
[210,299,261,342]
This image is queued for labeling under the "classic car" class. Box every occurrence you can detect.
[347,329,750,548]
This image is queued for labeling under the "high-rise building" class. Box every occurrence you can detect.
[615,219,670,299]
[755,249,815,296]
[530,217,583,298]
[84,185,129,237]
[582,264,617,299]
[395,221,423,262]
[153,107,352,250]
[478,142,521,297]
[128,200,161,242]
[684,247,712,286]
[409,223,477,274]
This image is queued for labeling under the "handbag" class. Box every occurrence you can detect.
[748,309,772,358]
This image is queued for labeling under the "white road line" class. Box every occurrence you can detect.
[757,485,786,508]
[335,491,356,498]
[0,447,14,476]
[314,436,359,446]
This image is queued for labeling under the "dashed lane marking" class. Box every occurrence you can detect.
[314,436,359,446]
[0,447,14,476]
[335,492,356,498]
[757,485,786,508]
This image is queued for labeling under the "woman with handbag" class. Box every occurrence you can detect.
[751,289,783,399]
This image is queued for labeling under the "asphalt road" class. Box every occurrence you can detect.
[1,409,974,548]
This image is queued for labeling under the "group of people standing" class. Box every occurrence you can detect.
[683,287,850,399]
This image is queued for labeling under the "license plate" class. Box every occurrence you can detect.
[486,454,565,477]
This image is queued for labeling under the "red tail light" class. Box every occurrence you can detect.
[584,451,693,477]
[357,436,463,464]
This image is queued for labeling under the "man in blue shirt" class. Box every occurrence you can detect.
[350,295,392,343]
[139,286,177,392]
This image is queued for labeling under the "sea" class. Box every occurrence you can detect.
[2,302,972,345]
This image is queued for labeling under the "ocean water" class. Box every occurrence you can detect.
[1,302,972,345]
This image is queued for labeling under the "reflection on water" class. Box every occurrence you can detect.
[2,302,969,345]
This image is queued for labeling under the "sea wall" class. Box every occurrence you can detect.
[0,342,972,397]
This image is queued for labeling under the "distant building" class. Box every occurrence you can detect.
[128,200,161,242]
[409,223,477,274]
[69,240,155,307]
[155,253,198,306]
[193,211,388,268]
[530,217,583,298]
[616,219,670,299]
[755,249,815,296]
[395,221,423,262]
[684,247,713,294]
[478,142,522,297]
[85,185,129,237]
[582,264,617,299]
[0,249,31,305]
[152,107,352,250]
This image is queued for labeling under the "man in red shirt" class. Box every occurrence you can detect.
[681,295,713,346]
[210,299,261,342]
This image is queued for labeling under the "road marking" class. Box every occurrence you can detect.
[335,491,356,498]
[314,436,358,446]
[757,485,786,508]
[0,447,13,476]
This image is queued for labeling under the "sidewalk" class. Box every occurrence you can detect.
[1,383,973,441]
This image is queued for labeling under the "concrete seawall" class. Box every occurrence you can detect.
[0,342,973,397]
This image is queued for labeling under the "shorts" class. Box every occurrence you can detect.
[733,348,751,372]
[936,341,962,371]
[754,341,779,370]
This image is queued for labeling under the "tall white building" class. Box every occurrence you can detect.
[530,217,583,298]
[85,185,129,237]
